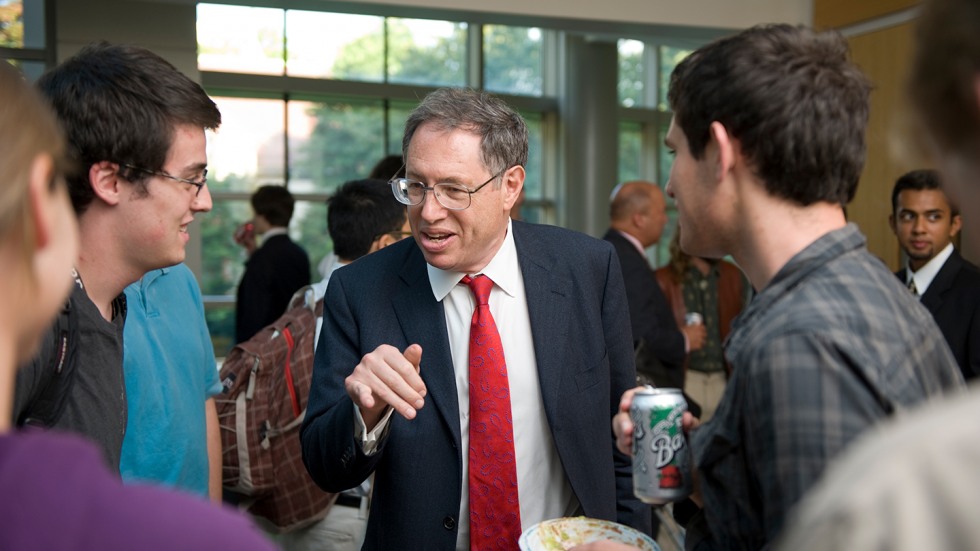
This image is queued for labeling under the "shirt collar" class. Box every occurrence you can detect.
[135,266,170,288]
[427,218,519,301]
[907,242,954,293]
[260,227,288,246]
[617,229,646,256]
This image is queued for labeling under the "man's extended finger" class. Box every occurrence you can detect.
[402,344,427,398]
[404,343,423,368]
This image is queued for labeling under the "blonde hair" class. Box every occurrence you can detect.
[0,60,68,261]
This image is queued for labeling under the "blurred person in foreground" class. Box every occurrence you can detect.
[775,0,980,548]
[0,59,274,551]
[301,87,647,549]
[593,23,963,551]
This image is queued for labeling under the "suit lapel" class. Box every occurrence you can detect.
[921,251,962,313]
[514,224,572,418]
[391,248,462,448]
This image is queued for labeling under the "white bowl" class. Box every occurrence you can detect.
[518,516,660,551]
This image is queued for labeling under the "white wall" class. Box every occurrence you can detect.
[55,0,199,78]
[357,0,813,29]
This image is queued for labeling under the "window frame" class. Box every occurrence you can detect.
[197,8,560,355]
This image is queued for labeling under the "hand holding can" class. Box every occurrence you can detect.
[682,312,707,351]
[630,387,693,505]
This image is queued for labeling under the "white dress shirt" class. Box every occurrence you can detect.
[355,219,575,549]
[906,242,954,297]
[258,226,288,245]
[312,253,346,354]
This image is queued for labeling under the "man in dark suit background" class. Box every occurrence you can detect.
[890,169,980,380]
[300,88,648,550]
[603,181,706,393]
[234,185,311,343]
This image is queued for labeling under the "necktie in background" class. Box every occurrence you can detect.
[908,278,919,297]
[462,274,522,550]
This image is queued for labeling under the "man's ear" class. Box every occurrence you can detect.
[372,234,394,252]
[502,165,525,210]
[889,213,898,235]
[951,213,963,238]
[708,121,735,183]
[89,161,123,206]
[631,210,647,230]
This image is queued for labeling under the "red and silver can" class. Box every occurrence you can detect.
[630,387,693,504]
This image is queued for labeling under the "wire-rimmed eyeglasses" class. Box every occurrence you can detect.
[122,164,208,197]
[389,166,510,211]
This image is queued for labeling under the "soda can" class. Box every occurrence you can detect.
[630,387,693,504]
[684,312,703,326]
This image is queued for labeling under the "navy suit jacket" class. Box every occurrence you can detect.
[301,221,647,549]
[603,229,685,389]
[898,249,980,380]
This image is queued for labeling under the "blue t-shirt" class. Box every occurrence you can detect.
[120,264,222,497]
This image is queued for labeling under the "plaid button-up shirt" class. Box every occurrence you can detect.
[689,224,964,550]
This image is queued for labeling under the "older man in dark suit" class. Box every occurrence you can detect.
[891,169,980,380]
[301,88,648,550]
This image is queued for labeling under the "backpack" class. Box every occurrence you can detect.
[216,285,337,532]
[16,298,76,426]
[15,273,83,427]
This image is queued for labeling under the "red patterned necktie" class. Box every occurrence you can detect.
[462,274,522,550]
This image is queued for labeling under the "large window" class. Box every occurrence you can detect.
[484,25,543,95]
[1,0,52,80]
[197,3,554,356]
[617,39,692,267]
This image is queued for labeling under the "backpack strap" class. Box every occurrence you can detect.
[19,272,82,427]
[282,327,302,417]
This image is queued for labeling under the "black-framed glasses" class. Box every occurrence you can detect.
[389,166,510,211]
[122,164,208,197]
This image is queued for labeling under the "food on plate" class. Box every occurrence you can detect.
[523,517,658,551]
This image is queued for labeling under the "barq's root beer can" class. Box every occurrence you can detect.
[630,387,693,504]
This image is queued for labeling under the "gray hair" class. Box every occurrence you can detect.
[402,88,528,179]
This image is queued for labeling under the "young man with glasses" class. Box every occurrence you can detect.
[13,42,220,471]
[301,88,648,549]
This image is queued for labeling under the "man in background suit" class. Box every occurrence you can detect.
[234,184,311,344]
[603,181,706,396]
[301,88,647,550]
[890,169,980,380]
